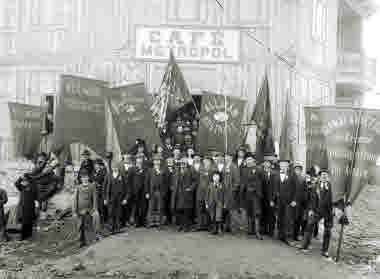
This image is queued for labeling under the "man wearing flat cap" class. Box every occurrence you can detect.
[276,159,297,245]
[302,168,334,258]
[93,159,108,225]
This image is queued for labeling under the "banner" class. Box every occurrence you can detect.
[305,106,380,204]
[8,102,43,159]
[53,75,108,156]
[198,92,246,154]
[106,83,161,152]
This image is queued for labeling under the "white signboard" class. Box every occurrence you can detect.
[135,26,240,63]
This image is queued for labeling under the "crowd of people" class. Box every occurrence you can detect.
[0,113,338,260]
[70,137,335,259]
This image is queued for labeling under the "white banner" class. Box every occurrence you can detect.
[135,26,240,63]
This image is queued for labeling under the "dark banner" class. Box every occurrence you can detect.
[198,92,247,154]
[106,83,161,152]
[53,75,108,156]
[305,106,380,204]
[8,102,43,159]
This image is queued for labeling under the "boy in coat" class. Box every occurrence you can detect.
[72,171,98,247]
[206,171,224,235]
[134,154,148,227]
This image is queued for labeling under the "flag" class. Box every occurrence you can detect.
[304,106,380,205]
[52,75,108,156]
[151,50,194,126]
[106,82,161,152]
[8,102,43,160]
[198,91,247,154]
[279,94,294,161]
[251,73,275,162]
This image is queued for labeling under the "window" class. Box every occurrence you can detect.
[312,0,327,43]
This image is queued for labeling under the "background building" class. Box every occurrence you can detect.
[0,0,377,164]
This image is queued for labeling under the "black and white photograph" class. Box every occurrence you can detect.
[1,1,380,278]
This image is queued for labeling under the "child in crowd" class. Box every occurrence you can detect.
[206,171,224,235]
[72,170,99,247]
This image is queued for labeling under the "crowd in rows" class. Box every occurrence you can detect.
[70,138,335,258]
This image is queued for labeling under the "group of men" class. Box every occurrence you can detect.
[75,139,335,258]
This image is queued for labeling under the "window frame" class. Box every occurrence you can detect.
[312,0,328,44]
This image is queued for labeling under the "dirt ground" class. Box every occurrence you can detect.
[0,221,371,279]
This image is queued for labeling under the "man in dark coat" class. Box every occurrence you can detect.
[118,154,135,228]
[145,154,168,228]
[191,153,202,225]
[302,169,334,258]
[241,153,263,239]
[15,174,39,240]
[164,156,176,225]
[103,167,126,234]
[276,159,297,245]
[172,157,196,232]
[0,187,8,241]
[293,162,307,241]
[260,154,278,237]
[134,154,148,227]
[195,156,212,231]
[93,159,108,225]
[222,153,240,232]
[77,150,95,184]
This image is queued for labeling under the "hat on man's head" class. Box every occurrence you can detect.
[79,169,90,177]
[237,145,246,152]
[279,159,290,167]
[263,153,275,162]
[245,152,255,160]
[152,154,162,161]
[123,154,134,161]
[193,152,201,158]
[37,152,48,159]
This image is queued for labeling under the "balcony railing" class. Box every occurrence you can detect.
[337,50,377,90]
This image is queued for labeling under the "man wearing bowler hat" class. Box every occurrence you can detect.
[276,159,297,245]
[118,153,135,228]
[293,161,307,241]
[261,153,278,237]
[77,149,95,184]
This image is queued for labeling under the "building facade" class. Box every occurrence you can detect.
[0,0,374,164]
[336,0,378,106]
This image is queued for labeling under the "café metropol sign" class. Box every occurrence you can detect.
[135,26,241,63]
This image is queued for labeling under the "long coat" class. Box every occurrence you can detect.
[260,169,278,205]
[171,168,196,210]
[222,164,240,210]
[276,173,297,206]
[118,163,135,201]
[242,168,263,217]
[206,182,224,222]
[15,178,38,226]
[196,167,212,202]
[0,188,8,228]
[103,173,127,219]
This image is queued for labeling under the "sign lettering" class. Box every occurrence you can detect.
[135,26,240,63]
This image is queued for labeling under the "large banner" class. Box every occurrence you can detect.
[106,83,161,152]
[305,106,380,204]
[8,102,43,159]
[53,75,108,155]
[198,92,246,154]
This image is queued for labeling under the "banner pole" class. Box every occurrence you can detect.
[336,109,363,263]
